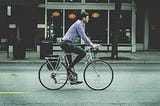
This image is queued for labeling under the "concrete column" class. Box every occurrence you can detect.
[107,10,110,44]
[131,1,136,52]
[37,45,40,57]
[144,8,149,50]
[37,45,40,52]
[9,45,13,58]
[45,0,47,39]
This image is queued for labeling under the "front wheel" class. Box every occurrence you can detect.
[38,61,68,90]
[83,60,114,90]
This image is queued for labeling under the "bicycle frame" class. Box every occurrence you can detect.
[44,47,98,72]
[39,46,114,90]
[45,56,60,70]
[63,47,97,73]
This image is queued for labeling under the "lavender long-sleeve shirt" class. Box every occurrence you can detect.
[62,20,93,46]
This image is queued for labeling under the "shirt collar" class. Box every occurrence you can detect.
[77,20,85,27]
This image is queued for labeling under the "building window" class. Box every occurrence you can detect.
[86,0,108,3]
[110,10,131,44]
[47,9,63,43]
[86,10,108,44]
[47,0,81,2]
[65,10,80,32]
[47,0,63,2]
[110,0,132,3]
[65,10,81,44]
[65,0,81,2]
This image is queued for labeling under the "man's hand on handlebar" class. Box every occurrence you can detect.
[92,44,101,49]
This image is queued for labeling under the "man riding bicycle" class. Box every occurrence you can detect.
[60,11,100,85]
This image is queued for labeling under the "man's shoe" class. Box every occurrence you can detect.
[70,80,83,85]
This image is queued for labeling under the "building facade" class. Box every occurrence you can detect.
[0,0,160,52]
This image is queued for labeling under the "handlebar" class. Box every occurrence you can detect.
[86,44,102,51]
[86,44,102,57]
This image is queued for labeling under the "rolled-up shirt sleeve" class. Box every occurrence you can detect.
[77,24,93,46]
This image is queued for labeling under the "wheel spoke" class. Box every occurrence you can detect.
[84,60,114,90]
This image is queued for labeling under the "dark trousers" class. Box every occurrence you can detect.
[60,41,86,68]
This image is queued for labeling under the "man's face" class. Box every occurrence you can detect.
[83,16,89,23]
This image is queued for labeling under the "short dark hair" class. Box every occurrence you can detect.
[78,12,89,20]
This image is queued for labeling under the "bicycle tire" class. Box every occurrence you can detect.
[38,61,68,90]
[83,60,114,90]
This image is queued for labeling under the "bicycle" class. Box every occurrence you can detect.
[38,46,114,90]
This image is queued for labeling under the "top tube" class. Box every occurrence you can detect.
[44,45,101,60]
[61,45,101,56]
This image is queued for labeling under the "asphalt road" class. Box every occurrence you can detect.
[0,63,160,106]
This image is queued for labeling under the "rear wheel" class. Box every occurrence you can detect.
[38,61,68,90]
[83,60,114,90]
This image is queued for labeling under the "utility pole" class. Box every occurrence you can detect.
[111,0,121,59]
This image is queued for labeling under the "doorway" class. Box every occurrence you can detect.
[149,8,160,50]
[16,6,36,50]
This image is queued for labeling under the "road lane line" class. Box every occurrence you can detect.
[0,92,30,94]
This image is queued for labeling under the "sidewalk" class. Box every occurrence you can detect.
[0,50,160,64]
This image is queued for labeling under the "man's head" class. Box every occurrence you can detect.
[79,12,89,24]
